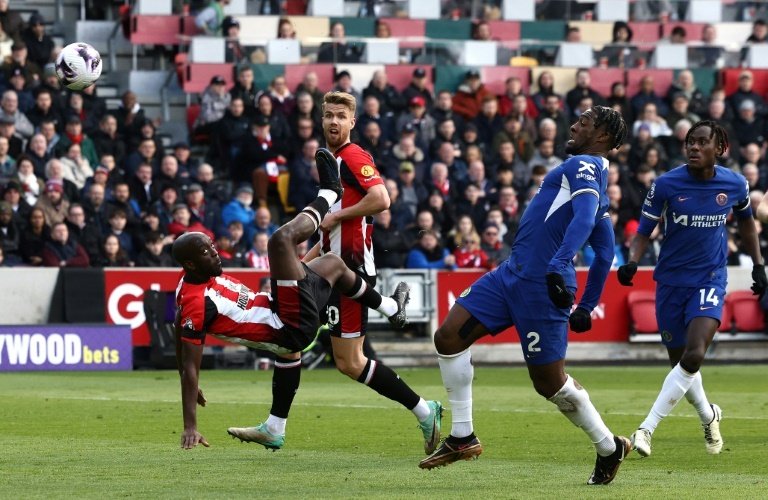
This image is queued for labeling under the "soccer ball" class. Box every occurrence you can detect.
[55,42,102,91]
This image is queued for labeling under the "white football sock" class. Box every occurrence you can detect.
[438,349,474,438]
[318,188,339,206]
[376,296,399,317]
[640,363,697,433]
[266,414,287,435]
[684,370,715,424]
[411,398,431,422]
[548,375,615,456]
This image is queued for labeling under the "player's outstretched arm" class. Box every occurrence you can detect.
[179,341,209,449]
[571,216,615,333]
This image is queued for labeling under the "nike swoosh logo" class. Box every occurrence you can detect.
[700,306,714,310]
[678,196,691,202]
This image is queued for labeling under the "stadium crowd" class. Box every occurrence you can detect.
[0,1,767,270]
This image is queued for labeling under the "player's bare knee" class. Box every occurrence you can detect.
[335,357,365,378]
[433,326,462,355]
[680,351,704,372]
[268,226,293,254]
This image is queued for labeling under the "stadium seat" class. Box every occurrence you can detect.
[381,18,426,49]
[461,41,498,66]
[426,19,473,40]
[235,15,279,44]
[267,39,302,64]
[481,66,531,95]
[487,20,521,42]
[331,17,375,37]
[408,0,440,20]
[627,22,661,46]
[726,291,766,333]
[277,172,296,215]
[531,66,578,96]
[661,22,707,42]
[596,0,629,21]
[521,20,566,42]
[335,64,384,92]
[555,43,595,67]
[136,0,172,15]
[308,0,344,17]
[687,0,723,22]
[288,15,330,47]
[625,69,674,97]
[385,64,434,92]
[568,21,614,49]
[588,68,625,97]
[130,15,181,45]
[189,37,226,63]
[713,22,753,51]
[719,296,734,333]
[252,63,286,91]
[627,290,658,335]
[434,65,474,93]
[364,40,399,64]
[503,0,535,21]
[746,45,768,69]
[183,63,234,93]
[181,15,201,38]
[285,64,335,93]
[685,68,717,96]
[651,44,688,69]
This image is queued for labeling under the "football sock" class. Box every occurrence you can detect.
[548,375,615,457]
[684,371,715,424]
[343,275,398,316]
[299,197,330,232]
[640,363,697,433]
[269,356,302,430]
[437,349,474,439]
[265,414,286,436]
[356,358,420,410]
[317,188,339,207]
[412,398,431,422]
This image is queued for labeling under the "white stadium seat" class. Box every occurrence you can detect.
[189,37,225,64]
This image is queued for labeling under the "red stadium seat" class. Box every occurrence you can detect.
[385,64,434,92]
[626,69,674,97]
[480,66,530,95]
[186,103,200,133]
[587,68,625,99]
[285,64,335,94]
[183,63,233,93]
[726,290,765,333]
[627,290,658,335]
[627,22,662,46]
[130,15,182,45]
[720,68,768,97]
[661,22,706,42]
[381,18,426,49]
[487,20,521,41]
[719,295,734,333]
[181,15,202,39]
[174,52,188,87]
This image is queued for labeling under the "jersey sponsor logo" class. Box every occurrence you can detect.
[648,182,656,199]
[361,165,375,177]
[459,286,471,298]
[716,193,728,206]
[576,161,596,181]
[671,212,727,227]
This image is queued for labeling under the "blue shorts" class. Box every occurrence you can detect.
[455,261,571,365]
[656,275,726,349]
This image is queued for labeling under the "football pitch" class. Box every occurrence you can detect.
[1,365,766,499]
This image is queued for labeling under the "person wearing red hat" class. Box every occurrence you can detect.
[35,179,69,226]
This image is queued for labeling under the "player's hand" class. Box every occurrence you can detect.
[181,428,210,449]
[569,307,592,333]
[617,262,638,286]
[319,212,339,232]
[197,389,207,407]
[752,264,768,299]
[546,273,575,309]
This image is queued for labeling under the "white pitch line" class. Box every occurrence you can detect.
[28,395,768,420]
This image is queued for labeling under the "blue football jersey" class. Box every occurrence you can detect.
[638,165,752,287]
[507,154,609,286]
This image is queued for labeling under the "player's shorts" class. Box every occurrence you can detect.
[656,274,726,349]
[271,263,332,352]
[325,271,376,339]
[456,260,571,365]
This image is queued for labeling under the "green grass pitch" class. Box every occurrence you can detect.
[1,365,767,499]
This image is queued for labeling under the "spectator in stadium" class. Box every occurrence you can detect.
[664,119,692,167]
[193,162,228,204]
[295,71,324,111]
[126,163,156,212]
[497,77,526,118]
[741,18,768,63]
[59,143,93,190]
[704,98,737,147]
[217,97,250,171]
[396,96,436,153]
[195,75,231,135]
[41,221,89,267]
[37,119,58,156]
[317,22,363,63]
[452,69,492,122]
[0,89,33,139]
[111,91,145,140]
[6,67,32,115]
[93,233,132,267]
[229,65,257,114]
[288,137,320,211]
[135,230,174,267]
[331,70,362,112]
[2,179,29,227]
[173,142,199,178]
[237,114,287,203]
[396,161,427,220]
[431,90,464,134]
[36,180,69,226]
[429,118,459,159]
[64,201,100,260]
[253,207,278,237]
[2,42,41,86]
[0,134,13,178]
[0,199,20,264]
[619,120,765,461]
[565,25,581,43]
[23,133,48,178]
[405,228,455,269]
[56,115,99,167]
[692,23,724,68]
[460,124,486,160]
[124,138,159,178]
[479,221,510,269]
[80,84,107,131]
[742,162,764,192]
[184,183,220,233]
[268,75,295,118]
[0,0,22,41]
[531,70,561,116]
[403,67,434,113]
[363,70,406,116]
[359,121,388,167]
[195,0,231,36]
[255,92,291,144]
[374,19,391,38]
[630,75,669,122]
[0,115,21,159]
[288,91,322,141]
[493,115,534,164]
[277,17,296,39]
[13,156,41,206]
[244,232,269,269]
[156,154,190,192]
[732,99,767,148]
[665,94,700,130]
[152,184,179,231]
[473,96,503,151]
[103,209,136,260]
[221,185,256,242]
[168,203,214,241]
[565,70,606,122]
[64,92,99,137]
[221,16,245,63]
[453,190,488,243]
[19,206,48,265]
[453,231,489,270]
[666,70,707,117]
[27,88,61,132]
[633,102,673,138]
[91,114,125,167]
[494,140,530,193]
[82,181,108,229]
[357,95,395,146]
[471,20,492,41]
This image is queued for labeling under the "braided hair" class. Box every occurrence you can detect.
[685,120,729,156]
[591,105,628,150]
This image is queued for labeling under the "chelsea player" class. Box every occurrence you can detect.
[618,121,768,457]
[420,106,631,486]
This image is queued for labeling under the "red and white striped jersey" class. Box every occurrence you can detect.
[319,142,384,277]
[175,274,287,352]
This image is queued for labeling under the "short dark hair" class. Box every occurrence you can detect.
[685,120,729,156]
[591,105,628,150]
